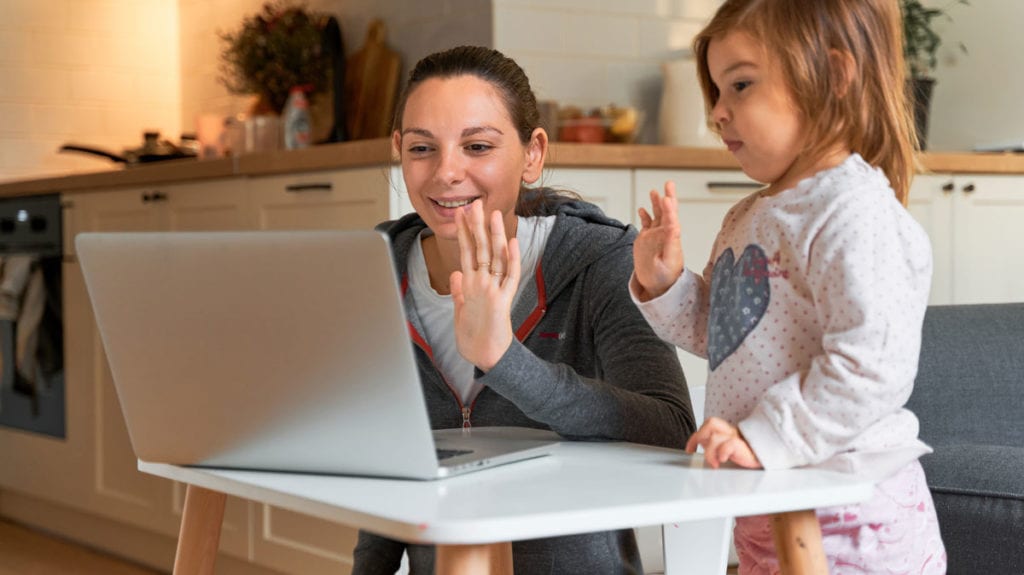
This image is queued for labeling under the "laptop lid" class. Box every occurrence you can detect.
[76,230,509,479]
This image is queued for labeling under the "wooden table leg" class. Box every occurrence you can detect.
[771,510,827,575]
[435,542,513,575]
[173,485,227,575]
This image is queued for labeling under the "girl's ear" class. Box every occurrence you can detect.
[522,127,549,184]
[829,49,857,99]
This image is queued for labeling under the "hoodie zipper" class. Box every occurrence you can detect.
[402,266,548,429]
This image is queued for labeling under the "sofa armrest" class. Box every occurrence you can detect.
[921,444,1024,575]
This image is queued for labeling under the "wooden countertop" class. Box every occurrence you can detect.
[2,138,1023,198]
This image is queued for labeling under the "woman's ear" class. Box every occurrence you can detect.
[829,49,857,99]
[391,130,402,159]
[521,127,549,184]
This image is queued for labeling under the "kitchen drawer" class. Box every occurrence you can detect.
[247,168,392,231]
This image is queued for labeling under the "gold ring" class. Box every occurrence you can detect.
[491,271,504,277]
[478,261,491,270]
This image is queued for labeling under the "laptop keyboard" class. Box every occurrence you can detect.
[436,448,473,461]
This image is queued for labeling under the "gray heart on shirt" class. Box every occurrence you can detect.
[707,245,771,371]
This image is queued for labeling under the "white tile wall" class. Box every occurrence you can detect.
[178,0,492,145]
[0,0,181,184]
[1,0,721,183]
[493,0,720,144]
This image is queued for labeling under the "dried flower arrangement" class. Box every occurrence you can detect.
[219,1,329,114]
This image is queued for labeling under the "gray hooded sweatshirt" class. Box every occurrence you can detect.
[352,195,694,575]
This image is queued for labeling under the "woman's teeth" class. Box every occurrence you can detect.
[436,199,474,208]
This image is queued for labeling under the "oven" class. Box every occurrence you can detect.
[0,194,64,438]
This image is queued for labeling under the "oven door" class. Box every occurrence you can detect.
[0,194,64,438]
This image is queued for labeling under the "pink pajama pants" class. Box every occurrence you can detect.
[734,460,946,574]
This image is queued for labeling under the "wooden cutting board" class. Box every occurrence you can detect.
[344,19,401,140]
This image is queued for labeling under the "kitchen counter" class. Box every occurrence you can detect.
[3,138,1024,198]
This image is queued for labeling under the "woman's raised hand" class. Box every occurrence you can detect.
[633,181,684,301]
[450,200,521,372]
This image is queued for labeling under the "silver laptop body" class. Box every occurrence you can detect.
[75,230,556,480]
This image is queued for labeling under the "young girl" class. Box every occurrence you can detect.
[631,0,946,572]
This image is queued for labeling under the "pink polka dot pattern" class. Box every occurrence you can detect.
[634,154,934,476]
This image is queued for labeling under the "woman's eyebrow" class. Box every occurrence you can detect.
[401,127,434,137]
[462,126,504,137]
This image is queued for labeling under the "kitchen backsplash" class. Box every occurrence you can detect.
[0,0,181,183]
[3,0,1020,184]
[180,0,719,146]
[493,0,720,144]
[178,0,494,136]
[0,0,721,184]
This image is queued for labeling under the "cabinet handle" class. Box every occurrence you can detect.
[962,183,976,194]
[285,183,333,193]
[941,182,955,193]
[141,191,167,203]
[706,182,763,192]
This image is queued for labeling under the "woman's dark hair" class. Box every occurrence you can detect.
[393,45,579,216]
[392,45,539,144]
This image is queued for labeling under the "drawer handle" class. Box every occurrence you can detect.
[141,191,167,203]
[285,183,333,193]
[706,181,763,192]
[961,183,975,194]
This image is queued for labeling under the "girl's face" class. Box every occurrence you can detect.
[394,75,545,241]
[707,30,808,191]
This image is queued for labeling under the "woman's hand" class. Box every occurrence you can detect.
[685,417,763,469]
[633,181,684,302]
[450,201,521,372]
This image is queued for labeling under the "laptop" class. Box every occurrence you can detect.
[75,230,558,480]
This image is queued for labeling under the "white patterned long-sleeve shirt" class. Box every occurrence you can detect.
[633,154,933,479]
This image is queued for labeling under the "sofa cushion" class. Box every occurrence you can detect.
[923,444,1024,499]
[908,303,1024,449]
[921,445,1024,574]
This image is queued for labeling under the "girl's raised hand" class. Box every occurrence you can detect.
[450,200,520,372]
[633,181,684,301]
[685,417,762,469]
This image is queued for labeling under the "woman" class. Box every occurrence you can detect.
[352,45,694,575]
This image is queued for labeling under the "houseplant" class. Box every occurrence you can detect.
[219,2,330,115]
[901,0,968,149]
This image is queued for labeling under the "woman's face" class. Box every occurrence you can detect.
[394,75,545,241]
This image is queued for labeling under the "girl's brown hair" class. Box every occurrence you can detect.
[693,0,916,204]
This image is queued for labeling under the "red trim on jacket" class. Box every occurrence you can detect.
[515,264,547,341]
[400,264,548,427]
[402,274,469,424]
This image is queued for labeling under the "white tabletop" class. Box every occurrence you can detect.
[140,438,874,547]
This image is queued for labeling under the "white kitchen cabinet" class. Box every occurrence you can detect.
[45,180,255,560]
[634,169,762,391]
[541,167,634,225]
[53,174,391,574]
[248,167,391,231]
[909,173,1024,304]
[907,174,955,305]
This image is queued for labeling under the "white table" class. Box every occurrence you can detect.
[141,440,874,575]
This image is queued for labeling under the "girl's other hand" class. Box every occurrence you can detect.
[685,417,763,469]
[633,181,684,302]
[451,200,520,372]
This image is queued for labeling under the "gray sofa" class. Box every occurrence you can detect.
[906,303,1024,575]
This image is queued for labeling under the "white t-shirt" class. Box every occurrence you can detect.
[408,215,556,403]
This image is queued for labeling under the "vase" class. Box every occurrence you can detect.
[909,77,935,151]
[249,94,277,116]
[658,55,719,147]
